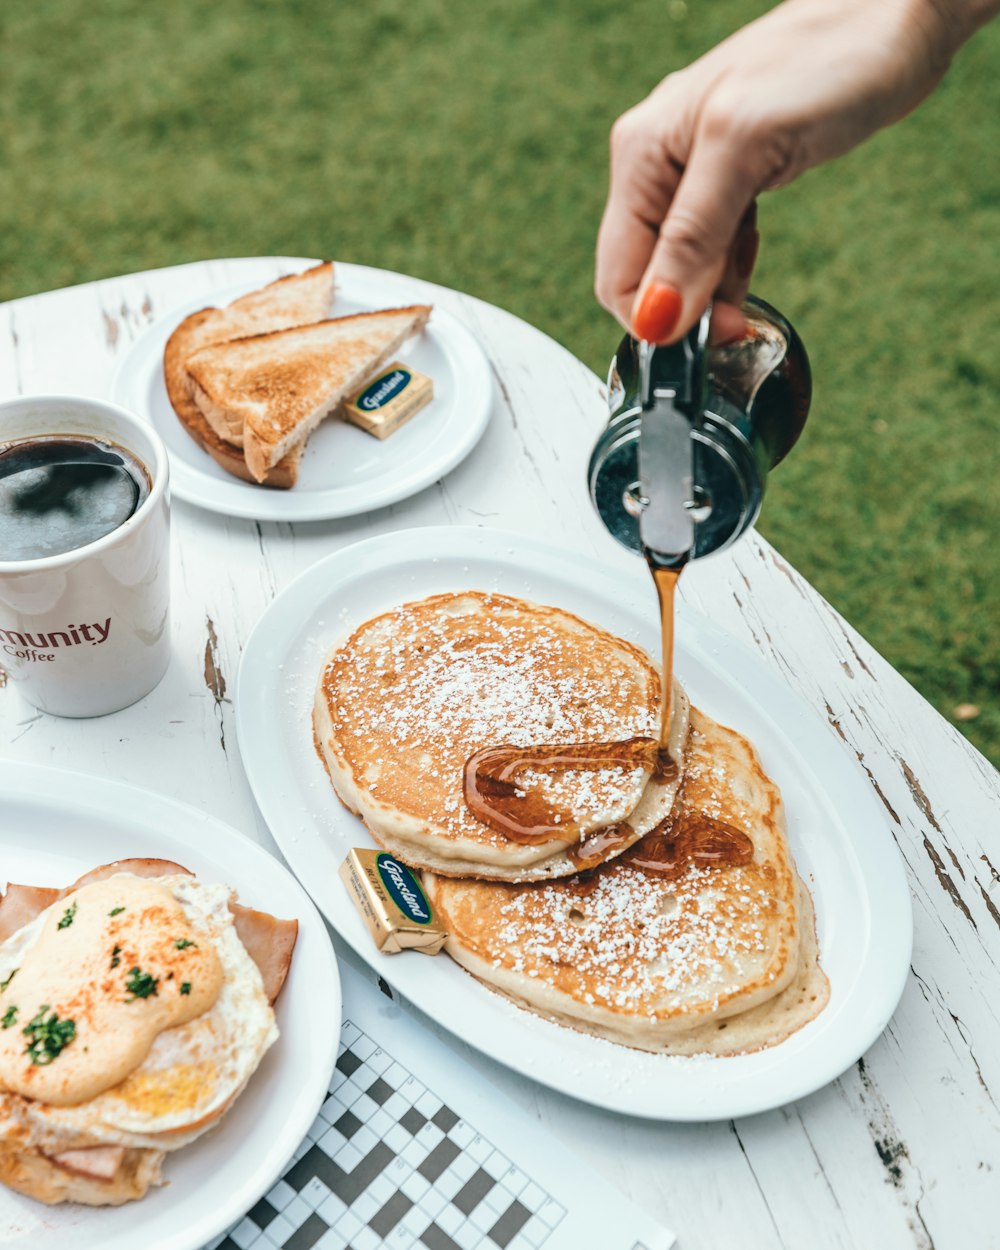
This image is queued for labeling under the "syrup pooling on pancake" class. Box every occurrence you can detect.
[564,808,752,879]
[314,593,689,878]
[460,566,686,848]
[464,737,661,843]
[424,707,827,1054]
[440,725,783,1017]
[618,810,753,878]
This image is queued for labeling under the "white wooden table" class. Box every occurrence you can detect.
[2,257,997,1250]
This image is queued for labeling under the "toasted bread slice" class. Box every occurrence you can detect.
[162,262,334,488]
[0,1146,165,1206]
[185,305,432,483]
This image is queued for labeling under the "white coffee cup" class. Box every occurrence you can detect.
[0,395,170,717]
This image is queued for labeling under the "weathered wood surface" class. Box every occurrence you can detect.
[2,258,998,1250]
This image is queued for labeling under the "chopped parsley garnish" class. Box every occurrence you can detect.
[124,967,159,1001]
[0,969,16,993]
[23,1006,76,1066]
[110,944,122,969]
[109,906,125,917]
[56,901,77,930]
[173,938,197,950]
[180,982,192,996]
[1,1006,17,1029]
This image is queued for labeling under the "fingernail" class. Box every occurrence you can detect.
[735,230,759,280]
[632,283,682,343]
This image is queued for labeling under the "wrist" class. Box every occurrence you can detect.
[910,0,1000,53]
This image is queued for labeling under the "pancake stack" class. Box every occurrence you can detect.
[314,591,828,1056]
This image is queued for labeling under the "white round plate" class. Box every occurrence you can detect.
[110,262,493,521]
[235,527,912,1122]
[0,764,341,1250]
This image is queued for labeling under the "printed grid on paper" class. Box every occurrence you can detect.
[203,1020,567,1250]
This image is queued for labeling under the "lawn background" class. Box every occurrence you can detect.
[2,0,998,763]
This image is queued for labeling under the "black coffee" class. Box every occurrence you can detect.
[0,435,150,562]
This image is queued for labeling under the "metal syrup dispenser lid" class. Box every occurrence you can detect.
[588,295,811,564]
[636,308,710,568]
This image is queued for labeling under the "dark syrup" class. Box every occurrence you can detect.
[463,559,751,876]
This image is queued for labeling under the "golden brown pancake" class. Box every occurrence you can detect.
[313,592,690,881]
[424,707,829,1055]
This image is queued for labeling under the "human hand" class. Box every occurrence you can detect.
[595,0,982,344]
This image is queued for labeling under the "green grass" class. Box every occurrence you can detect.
[3,1,999,762]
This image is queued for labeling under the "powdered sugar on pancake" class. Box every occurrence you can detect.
[464,744,778,1015]
[424,708,822,1052]
[319,593,661,850]
[489,861,773,1013]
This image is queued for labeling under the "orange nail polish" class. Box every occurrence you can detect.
[632,283,682,343]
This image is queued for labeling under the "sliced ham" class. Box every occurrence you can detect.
[231,903,298,1005]
[62,858,193,894]
[0,885,60,942]
[49,1145,125,1182]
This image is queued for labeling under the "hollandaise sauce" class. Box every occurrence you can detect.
[0,877,223,1107]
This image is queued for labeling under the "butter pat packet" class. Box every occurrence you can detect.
[340,848,447,955]
[343,362,434,439]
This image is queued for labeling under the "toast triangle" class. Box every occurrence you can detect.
[163,262,334,488]
[185,305,432,483]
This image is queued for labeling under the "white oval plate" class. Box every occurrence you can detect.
[110,262,493,521]
[235,527,912,1122]
[0,764,341,1250]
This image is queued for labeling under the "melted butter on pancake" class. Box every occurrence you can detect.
[0,878,223,1107]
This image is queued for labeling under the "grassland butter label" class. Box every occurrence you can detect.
[357,369,411,411]
[376,853,432,924]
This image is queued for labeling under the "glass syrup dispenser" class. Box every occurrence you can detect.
[588,297,811,569]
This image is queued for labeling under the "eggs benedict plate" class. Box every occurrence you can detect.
[0,763,341,1250]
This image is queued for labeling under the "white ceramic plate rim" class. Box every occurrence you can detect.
[235,526,912,1121]
[109,262,493,521]
[0,762,341,1250]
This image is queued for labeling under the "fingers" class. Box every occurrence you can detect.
[709,302,749,345]
[709,201,759,343]
[716,201,759,308]
[595,198,659,333]
[595,105,684,331]
[630,116,763,344]
[639,203,757,346]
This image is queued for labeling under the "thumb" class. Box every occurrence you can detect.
[631,125,760,344]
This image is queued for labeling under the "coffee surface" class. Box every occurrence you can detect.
[0,435,149,562]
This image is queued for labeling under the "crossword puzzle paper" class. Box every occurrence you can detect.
[205,961,673,1250]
